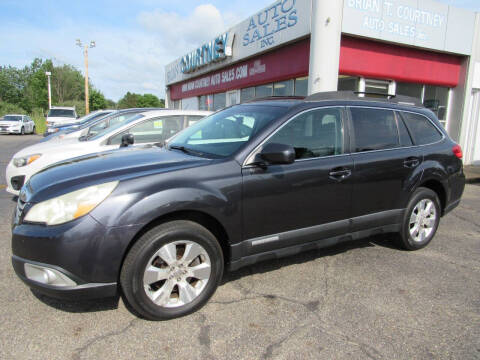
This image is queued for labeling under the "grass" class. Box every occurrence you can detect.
[31,108,47,134]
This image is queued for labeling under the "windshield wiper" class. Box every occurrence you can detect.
[169,145,205,156]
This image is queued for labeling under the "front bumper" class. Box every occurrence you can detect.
[5,162,26,196]
[12,255,117,299]
[11,212,143,300]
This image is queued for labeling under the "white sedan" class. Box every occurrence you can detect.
[0,114,36,135]
[6,109,211,195]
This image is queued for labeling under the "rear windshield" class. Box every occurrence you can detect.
[3,115,22,121]
[48,109,75,117]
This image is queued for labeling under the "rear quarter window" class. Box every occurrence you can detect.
[401,112,443,145]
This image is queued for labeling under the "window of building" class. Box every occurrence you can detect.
[350,108,399,152]
[199,95,213,111]
[172,100,181,109]
[396,82,423,99]
[338,76,359,92]
[273,80,294,96]
[424,85,449,127]
[213,93,226,111]
[401,112,443,145]
[241,87,255,102]
[255,84,273,98]
[294,77,308,96]
[267,107,344,159]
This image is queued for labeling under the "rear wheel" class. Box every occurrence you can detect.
[397,187,441,250]
[120,220,224,320]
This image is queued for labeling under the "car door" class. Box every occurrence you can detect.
[241,106,354,256]
[107,116,184,147]
[348,106,421,232]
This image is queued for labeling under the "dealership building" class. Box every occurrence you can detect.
[165,0,480,165]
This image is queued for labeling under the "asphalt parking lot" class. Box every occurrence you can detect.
[0,134,479,360]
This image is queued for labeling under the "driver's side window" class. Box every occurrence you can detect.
[266,108,344,160]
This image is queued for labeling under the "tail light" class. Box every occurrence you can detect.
[452,144,463,159]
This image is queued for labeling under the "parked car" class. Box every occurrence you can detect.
[41,108,166,142]
[44,109,114,137]
[6,110,210,195]
[11,92,465,320]
[46,106,78,127]
[0,114,35,135]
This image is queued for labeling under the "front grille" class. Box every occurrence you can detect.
[11,175,25,191]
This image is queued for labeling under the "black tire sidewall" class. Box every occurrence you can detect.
[401,188,441,250]
[123,222,223,320]
[21,127,24,135]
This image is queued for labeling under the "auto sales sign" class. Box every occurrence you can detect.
[165,0,310,85]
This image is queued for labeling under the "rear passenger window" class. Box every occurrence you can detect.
[401,112,442,145]
[266,107,343,159]
[350,108,399,152]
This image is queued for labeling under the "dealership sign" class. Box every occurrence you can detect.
[165,0,310,85]
[180,32,233,74]
[342,0,475,55]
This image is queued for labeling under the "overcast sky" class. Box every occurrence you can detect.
[1,0,478,101]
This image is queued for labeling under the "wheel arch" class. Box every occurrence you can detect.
[417,178,447,215]
[118,209,231,280]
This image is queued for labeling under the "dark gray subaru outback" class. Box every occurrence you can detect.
[11,92,465,320]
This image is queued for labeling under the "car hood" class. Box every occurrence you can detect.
[25,146,211,202]
[47,116,76,123]
[13,137,82,157]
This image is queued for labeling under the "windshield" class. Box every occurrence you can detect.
[83,113,145,141]
[76,111,111,126]
[48,109,75,117]
[3,115,22,122]
[168,105,287,157]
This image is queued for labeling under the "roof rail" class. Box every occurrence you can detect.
[245,96,305,103]
[305,91,423,107]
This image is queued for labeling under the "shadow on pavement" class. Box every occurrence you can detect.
[222,234,399,284]
[31,290,120,313]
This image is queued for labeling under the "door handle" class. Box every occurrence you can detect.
[403,157,420,168]
[329,168,352,181]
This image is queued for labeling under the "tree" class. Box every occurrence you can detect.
[117,92,140,109]
[89,88,107,110]
[117,92,165,109]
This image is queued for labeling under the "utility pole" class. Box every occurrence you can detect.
[45,71,52,109]
[76,39,96,115]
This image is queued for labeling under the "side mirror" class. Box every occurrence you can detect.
[120,133,134,148]
[259,143,295,165]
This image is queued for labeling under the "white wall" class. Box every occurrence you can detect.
[459,13,480,165]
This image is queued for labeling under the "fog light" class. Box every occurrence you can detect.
[24,263,77,287]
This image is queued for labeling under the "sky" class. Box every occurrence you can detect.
[0,0,479,101]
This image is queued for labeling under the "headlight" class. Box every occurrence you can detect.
[24,181,119,225]
[13,154,42,167]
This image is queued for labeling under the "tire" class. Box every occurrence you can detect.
[20,127,24,135]
[396,187,441,250]
[32,126,36,135]
[120,220,224,320]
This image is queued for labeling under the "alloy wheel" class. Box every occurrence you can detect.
[409,199,437,242]
[143,240,211,308]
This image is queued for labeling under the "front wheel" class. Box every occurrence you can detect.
[396,187,441,250]
[20,127,25,135]
[32,126,36,134]
[120,220,224,320]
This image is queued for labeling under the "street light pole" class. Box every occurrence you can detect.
[76,39,96,115]
[45,71,52,109]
